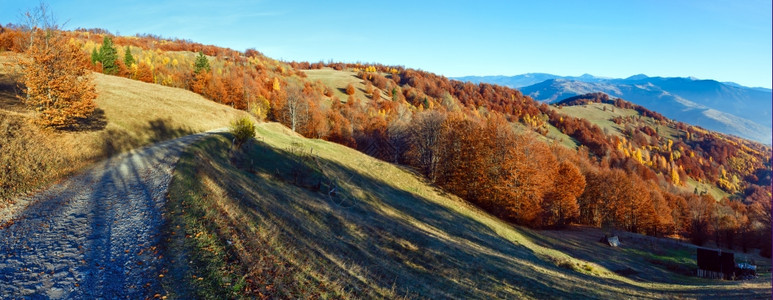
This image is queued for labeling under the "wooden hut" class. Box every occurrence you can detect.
[697,248,735,280]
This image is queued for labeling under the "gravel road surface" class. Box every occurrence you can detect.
[0,131,219,299]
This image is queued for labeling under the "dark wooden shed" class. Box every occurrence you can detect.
[697,248,735,280]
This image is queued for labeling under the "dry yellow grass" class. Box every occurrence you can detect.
[167,121,771,299]
[0,52,249,206]
[303,68,371,102]
[91,71,250,148]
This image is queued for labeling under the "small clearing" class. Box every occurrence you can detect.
[303,68,369,101]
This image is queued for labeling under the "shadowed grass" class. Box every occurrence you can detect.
[163,122,771,299]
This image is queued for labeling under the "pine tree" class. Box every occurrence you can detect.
[98,36,118,74]
[90,47,100,65]
[123,45,134,67]
[194,51,210,74]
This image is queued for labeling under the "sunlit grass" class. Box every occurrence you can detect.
[165,121,771,299]
[0,52,249,210]
[303,68,373,104]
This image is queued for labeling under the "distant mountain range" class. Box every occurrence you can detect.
[453,74,772,144]
[454,73,610,88]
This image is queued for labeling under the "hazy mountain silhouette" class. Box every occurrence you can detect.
[455,74,772,144]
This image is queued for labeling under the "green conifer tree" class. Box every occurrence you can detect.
[98,36,118,75]
[194,51,210,74]
[90,47,100,65]
[123,45,135,67]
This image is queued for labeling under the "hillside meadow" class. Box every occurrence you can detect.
[553,102,730,201]
[161,121,771,299]
[0,52,248,214]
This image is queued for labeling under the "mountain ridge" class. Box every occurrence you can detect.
[453,73,772,91]
[454,74,772,144]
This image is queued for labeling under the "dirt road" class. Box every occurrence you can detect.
[0,131,218,298]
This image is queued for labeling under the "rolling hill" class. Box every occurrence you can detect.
[162,121,771,299]
[456,74,772,144]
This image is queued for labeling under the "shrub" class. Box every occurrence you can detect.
[558,260,577,271]
[229,117,256,149]
[582,264,594,273]
[548,255,581,272]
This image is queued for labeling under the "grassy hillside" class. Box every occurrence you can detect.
[303,67,744,204]
[552,102,731,200]
[555,102,685,141]
[0,52,249,208]
[163,121,770,299]
[554,103,641,138]
[91,71,251,152]
[304,68,368,101]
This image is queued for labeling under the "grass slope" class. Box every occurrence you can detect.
[554,103,644,138]
[0,51,249,208]
[554,102,730,200]
[92,71,251,152]
[303,68,370,102]
[164,122,770,299]
[299,69,726,200]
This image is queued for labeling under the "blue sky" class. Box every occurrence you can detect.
[2,0,771,88]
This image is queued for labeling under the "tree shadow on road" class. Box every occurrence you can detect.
[100,118,194,157]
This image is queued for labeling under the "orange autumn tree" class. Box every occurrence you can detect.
[190,71,211,95]
[435,113,488,201]
[20,27,96,129]
[497,135,556,226]
[134,62,154,83]
[542,161,586,228]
